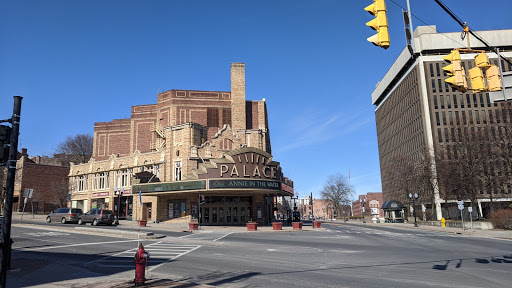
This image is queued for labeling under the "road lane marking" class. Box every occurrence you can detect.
[213,232,232,241]
[17,239,139,252]
[24,231,70,237]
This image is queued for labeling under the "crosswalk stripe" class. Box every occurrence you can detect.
[86,241,201,268]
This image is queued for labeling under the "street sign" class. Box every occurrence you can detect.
[458,204,464,210]
[468,207,473,213]
[23,188,34,198]
[456,200,463,205]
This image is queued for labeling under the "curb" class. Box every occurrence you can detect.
[12,223,166,239]
[73,226,166,239]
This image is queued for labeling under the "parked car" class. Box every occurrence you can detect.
[78,209,114,226]
[46,208,83,224]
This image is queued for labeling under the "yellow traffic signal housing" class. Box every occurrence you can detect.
[443,50,461,63]
[468,67,486,92]
[365,0,390,49]
[486,65,503,91]
[474,53,491,68]
[443,50,467,93]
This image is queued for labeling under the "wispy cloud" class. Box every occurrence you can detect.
[275,108,373,153]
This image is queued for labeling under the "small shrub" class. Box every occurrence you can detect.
[489,209,512,230]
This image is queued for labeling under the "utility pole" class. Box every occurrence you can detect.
[310,192,313,220]
[1,96,22,288]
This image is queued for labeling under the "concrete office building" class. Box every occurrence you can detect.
[372,26,512,220]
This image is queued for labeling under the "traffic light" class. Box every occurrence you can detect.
[486,65,503,91]
[365,0,390,49]
[443,50,467,93]
[474,53,491,68]
[0,125,11,164]
[200,195,205,205]
[469,52,503,92]
[468,67,486,92]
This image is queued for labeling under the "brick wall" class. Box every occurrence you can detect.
[14,156,69,210]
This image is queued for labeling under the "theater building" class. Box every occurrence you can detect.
[69,63,293,225]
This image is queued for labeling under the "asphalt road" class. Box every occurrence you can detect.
[6,222,512,287]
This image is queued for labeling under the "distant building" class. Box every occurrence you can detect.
[352,192,383,219]
[372,26,512,220]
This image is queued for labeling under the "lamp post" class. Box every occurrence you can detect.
[409,192,418,227]
[115,187,123,225]
[360,197,367,223]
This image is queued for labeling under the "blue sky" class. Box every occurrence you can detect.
[1,0,511,200]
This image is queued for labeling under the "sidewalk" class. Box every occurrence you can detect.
[9,212,322,238]
[333,219,512,240]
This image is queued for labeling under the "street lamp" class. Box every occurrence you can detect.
[360,197,367,223]
[409,192,418,227]
[115,187,123,225]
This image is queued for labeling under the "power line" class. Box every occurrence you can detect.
[387,0,467,48]
[434,0,512,67]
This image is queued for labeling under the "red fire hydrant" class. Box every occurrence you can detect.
[134,243,150,286]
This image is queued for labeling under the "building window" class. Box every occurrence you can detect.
[207,108,219,128]
[466,94,471,107]
[446,95,451,108]
[222,108,232,127]
[431,79,436,93]
[460,94,465,108]
[440,95,444,109]
[116,169,130,187]
[99,172,108,189]
[122,169,130,187]
[475,110,480,124]
[435,112,440,126]
[77,175,88,192]
[434,96,438,109]
[442,112,447,125]
[175,161,182,181]
[453,94,458,108]
[436,63,440,77]
[429,63,434,77]
[455,111,460,125]
[438,79,443,93]
[93,174,98,190]
[155,164,160,178]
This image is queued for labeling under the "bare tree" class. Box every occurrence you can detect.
[51,179,70,207]
[437,126,488,215]
[320,173,353,213]
[55,134,93,164]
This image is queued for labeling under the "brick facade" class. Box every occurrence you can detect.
[11,149,70,212]
[352,192,384,219]
[70,63,286,225]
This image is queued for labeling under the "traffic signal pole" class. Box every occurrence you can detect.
[1,96,22,288]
